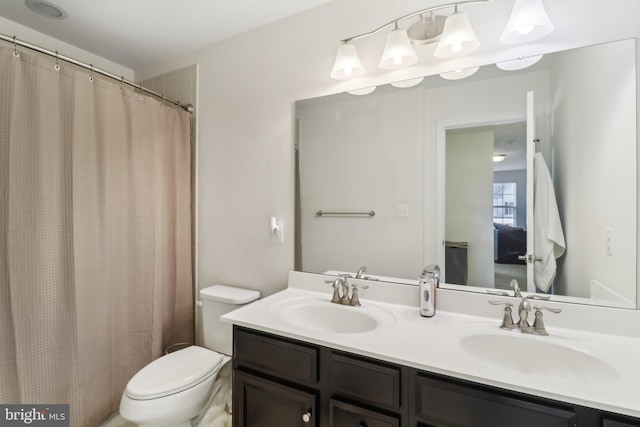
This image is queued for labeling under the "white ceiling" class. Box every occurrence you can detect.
[0,0,332,69]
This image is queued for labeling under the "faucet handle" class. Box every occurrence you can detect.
[349,283,369,306]
[489,300,516,330]
[532,306,562,336]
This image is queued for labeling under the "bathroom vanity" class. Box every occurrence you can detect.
[232,326,638,427]
[224,272,640,427]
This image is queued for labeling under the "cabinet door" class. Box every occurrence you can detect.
[234,370,316,427]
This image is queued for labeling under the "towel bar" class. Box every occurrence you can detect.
[316,210,375,217]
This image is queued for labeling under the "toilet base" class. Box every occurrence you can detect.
[120,357,232,427]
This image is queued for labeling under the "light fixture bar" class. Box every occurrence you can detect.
[341,0,494,43]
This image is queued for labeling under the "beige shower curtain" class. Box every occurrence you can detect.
[0,45,193,426]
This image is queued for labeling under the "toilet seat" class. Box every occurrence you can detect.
[126,346,223,400]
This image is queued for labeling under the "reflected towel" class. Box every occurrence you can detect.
[534,153,566,292]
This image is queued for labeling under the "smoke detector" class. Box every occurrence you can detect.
[25,0,68,19]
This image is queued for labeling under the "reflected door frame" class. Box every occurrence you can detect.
[436,112,526,287]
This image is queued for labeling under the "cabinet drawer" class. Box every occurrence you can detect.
[416,374,576,427]
[330,352,401,410]
[330,399,399,427]
[604,419,640,427]
[234,327,318,385]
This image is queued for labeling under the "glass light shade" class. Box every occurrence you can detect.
[496,54,543,71]
[500,0,554,44]
[378,28,418,70]
[348,86,377,95]
[330,42,365,80]
[390,77,424,88]
[434,12,480,58]
[493,154,507,162]
[439,66,480,80]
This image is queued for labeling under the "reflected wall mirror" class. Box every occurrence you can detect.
[295,38,637,309]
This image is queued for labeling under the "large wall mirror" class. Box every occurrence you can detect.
[295,39,637,309]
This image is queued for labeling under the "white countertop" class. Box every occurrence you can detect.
[222,271,640,418]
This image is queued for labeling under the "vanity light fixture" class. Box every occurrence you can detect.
[379,23,418,70]
[496,54,543,71]
[407,13,446,46]
[439,66,480,80]
[500,0,554,44]
[329,0,555,80]
[493,154,507,162]
[433,6,480,58]
[330,42,366,80]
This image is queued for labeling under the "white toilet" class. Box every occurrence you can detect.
[119,285,260,427]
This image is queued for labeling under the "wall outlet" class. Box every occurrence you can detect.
[605,228,614,256]
[396,204,409,217]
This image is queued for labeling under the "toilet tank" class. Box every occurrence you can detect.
[199,285,260,356]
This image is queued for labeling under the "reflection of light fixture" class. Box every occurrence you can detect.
[379,23,418,69]
[347,86,377,96]
[440,66,480,80]
[493,154,507,162]
[500,0,554,44]
[329,0,555,80]
[496,54,543,71]
[434,6,480,58]
[330,42,366,80]
[390,77,424,88]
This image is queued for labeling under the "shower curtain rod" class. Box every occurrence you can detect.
[0,33,193,114]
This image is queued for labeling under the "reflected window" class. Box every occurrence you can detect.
[493,183,516,225]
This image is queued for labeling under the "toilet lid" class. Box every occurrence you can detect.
[126,346,224,400]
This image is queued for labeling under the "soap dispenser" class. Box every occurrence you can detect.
[419,264,440,317]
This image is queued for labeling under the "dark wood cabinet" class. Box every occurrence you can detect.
[603,419,640,427]
[232,326,639,427]
[330,399,400,427]
[233,370,317,427]
[415,374,576,427]
[234,326,319,386]
[330,352,401,411]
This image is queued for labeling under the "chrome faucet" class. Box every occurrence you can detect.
[510,279,523,297]
[516,295,532,331]
[489,280,560,335]
[326,276,369,306]
[354,265,379,281]
[355,265,367,279]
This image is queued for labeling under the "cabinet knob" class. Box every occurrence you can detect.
[302,412,311,423]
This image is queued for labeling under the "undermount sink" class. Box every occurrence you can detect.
[460,333,618,383]
[271,296,395,334]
